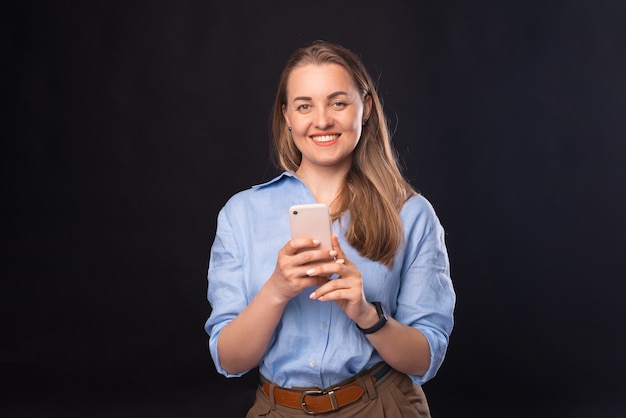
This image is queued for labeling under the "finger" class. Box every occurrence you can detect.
[331,234,352,265]
[304,258,344,278]
[331,234,346,258]
[309,276,354,301]
[285,238,322,255]
[297,248,338,268]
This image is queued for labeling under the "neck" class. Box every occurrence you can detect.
[295,163,350,209]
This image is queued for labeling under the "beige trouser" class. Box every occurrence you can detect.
[246,369,431,418]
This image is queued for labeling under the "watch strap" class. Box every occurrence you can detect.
[356,301,388,334]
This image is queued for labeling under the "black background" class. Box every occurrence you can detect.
[3,1,626,417]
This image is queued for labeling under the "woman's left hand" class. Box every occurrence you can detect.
[309,235,432,376]
[307,234,376,326]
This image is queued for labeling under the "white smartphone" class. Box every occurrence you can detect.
[289,203,333,252]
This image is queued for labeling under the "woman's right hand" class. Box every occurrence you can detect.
[217,237,336,375]
[267,238,338,303]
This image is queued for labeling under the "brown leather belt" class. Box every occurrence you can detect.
[260,363,392,415]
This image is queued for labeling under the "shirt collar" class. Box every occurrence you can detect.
[251,171,297,190]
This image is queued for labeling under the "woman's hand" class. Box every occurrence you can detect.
[267,238,338,304]
[218,238,336,375]
[307,235,377,327]
[306,235,432,376]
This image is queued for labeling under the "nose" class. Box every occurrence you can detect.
[314,107,333,129]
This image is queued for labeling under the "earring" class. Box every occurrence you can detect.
[363,119,368,126]
[288,126,292,131]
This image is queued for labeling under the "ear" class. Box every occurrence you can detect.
[363,94,372,121]
[282,104,291,127]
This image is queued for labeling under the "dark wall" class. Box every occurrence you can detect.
[4,1,626,417]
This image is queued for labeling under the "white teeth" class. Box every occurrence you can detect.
[312,135,339,142]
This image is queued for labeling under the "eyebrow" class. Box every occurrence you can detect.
[292,91,349,102]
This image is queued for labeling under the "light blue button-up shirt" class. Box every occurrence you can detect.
[205,172,455,388]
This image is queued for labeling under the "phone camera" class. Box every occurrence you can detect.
[292,210,298,215]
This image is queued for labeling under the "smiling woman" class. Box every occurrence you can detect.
[205,40,455,418]
[282,63,371,178]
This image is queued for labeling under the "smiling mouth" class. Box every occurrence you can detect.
[311,134,340,143]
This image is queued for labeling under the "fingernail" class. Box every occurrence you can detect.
[312,239,320,244]
[329,250,338,257]
[335,259,345,264]
[306,268,316,276]
[309,292,317,299]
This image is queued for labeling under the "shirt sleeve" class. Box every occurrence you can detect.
[204,202,250,378]
[395,195,456,385]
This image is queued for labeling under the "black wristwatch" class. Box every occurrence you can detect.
[356,302,388,334]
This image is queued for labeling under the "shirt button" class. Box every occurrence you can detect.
[310,360,317,367]
[321,322,327,329]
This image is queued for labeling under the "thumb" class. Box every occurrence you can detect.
[331,234,350,264]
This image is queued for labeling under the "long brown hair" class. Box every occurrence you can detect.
[271,41,416,267]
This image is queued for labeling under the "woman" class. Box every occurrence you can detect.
[205,40,455,417]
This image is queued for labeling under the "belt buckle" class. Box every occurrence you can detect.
[300,388,340,415]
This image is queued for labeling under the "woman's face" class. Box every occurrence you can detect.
[283,63,371,173]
